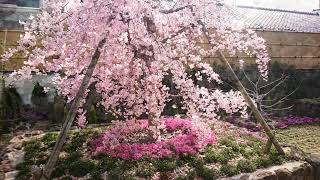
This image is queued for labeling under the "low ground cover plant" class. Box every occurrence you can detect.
[16,122,287,180]
[226,115,320,132]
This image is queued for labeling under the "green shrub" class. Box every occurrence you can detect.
[68,160,96,177]
[88,105,98,124]
[177,155,196,166]
[154,158,177,172]
[135,161,156,178]
[51,163,67,178]
[218,137,240,152]
[176,169,196,180]
[31,82,48,107]
[16,140,42,180]
[24,140,42,159]
[42,132,58,147]
[220,164,239,177]
[66,151,83,163]
[93,154,121,175]
[269,153,285,165]
[0,85,22,119]
[294,98,320,117]
[299,98,320,105]
[89,172,103,180]
[197,167,219,180]
[239,146,257,158]
[63,132,87,153]
[204,149,219,163]
[16,162,32,180]
[237,160,256,173]
[254,156,273,168]
[190,157,204,173]
[0,120,10,134]
[107,166,128,179]
[34,151,48,165]
[16,169,32,180]
[216,148,237,164]
[61,176,72,180]
[50,95,66,123]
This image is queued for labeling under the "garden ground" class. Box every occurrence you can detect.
[0,120,319,179]
[0,120,285,180]
[276,124,320,154]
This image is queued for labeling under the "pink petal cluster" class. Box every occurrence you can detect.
[239,129,268,142]
[1,0,271,129]
[90,118,215,160]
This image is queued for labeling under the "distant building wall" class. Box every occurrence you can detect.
[4,74,56,105]
[0,4,40,30]
[0,4,40,71]
[258,30,320,69]
[203,30,320,69]
[2,30,320,71]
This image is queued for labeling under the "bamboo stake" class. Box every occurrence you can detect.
[0,29,7,119]
[198,21,284,155]
[40,38,106,179]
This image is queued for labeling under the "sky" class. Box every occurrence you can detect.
[236,0,318,12]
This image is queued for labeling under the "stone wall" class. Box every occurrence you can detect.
[219,153,320,180]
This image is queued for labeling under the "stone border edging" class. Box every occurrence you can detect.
[219,153,320,180]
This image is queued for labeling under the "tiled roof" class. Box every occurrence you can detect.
[234,6,320,33]
[1,4,320,33]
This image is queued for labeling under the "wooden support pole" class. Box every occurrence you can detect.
[264,137,273,154]
[40,38,106,180]
[219,51,284,155]
[0,29,7,120]
[198,21,284,155]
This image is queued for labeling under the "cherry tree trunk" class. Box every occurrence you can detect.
[198,21,284,155]
[40,38,106,180]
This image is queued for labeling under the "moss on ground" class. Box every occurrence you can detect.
[276,125,320,154]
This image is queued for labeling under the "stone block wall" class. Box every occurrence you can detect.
[219,155,320,180]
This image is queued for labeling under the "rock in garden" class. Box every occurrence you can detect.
[4,170,18,180]
[250,170,276,180]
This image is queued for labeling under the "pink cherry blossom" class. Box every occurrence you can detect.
[1,0,271,138]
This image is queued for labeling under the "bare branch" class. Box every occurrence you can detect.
[263,76,287,97]
[160,5,194,14]
[162,26,191,43]
[263,105,294,112]
[263,84,300,108]
[242,69,256,91]
[258,73,286,90]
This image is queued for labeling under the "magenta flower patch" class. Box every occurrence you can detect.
[90,118,215,160]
